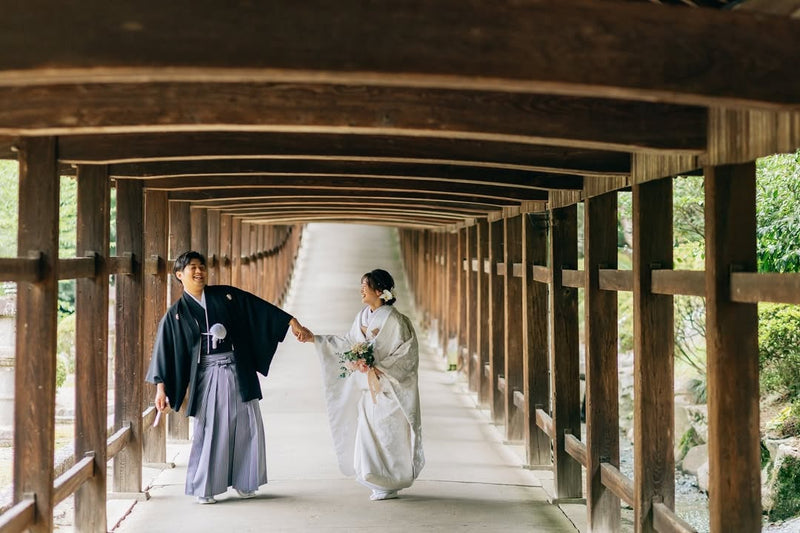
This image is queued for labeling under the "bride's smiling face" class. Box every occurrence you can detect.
[360,279,383,309]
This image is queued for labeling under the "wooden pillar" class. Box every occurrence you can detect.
[504,215,524,441]
[191,206,208,257]
[113,180,144,496]
[447,231,459,369]
[488,218,505,425]
[219,214,232,285]
[13,137,59,533]
[522,213,550,467]
[231,217,242,287]
[463,225,474,382]
[476,219,490,402]
[142,190,168,464]
[74,164,111,532]
[705,163,760,532]
[584,192,620,530]
[167,201,191,441]
[632,178,674,532]
[207,209,220,286]
[549,205,581,500]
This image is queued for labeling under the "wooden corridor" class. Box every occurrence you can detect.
[0,2,798,532]
[111,223,580,533]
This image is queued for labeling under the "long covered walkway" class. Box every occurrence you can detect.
[112,224,580,532]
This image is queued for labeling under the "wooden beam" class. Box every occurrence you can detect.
[60,132,631,175]
[632,177,674,532]
[1,1,798,108]
[170,187,528,206]
[0,84,705,152]
[13,137,58,533]
[111,159,584,190]
[74,164,110,532]
[705,162,761,532]
[476,220,490,404]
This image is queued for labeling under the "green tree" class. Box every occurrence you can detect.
[756,151,800,273]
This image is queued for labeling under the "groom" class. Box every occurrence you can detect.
[146,250,311,503]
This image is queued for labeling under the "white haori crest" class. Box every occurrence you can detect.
[379,289,394,301]
[203,323,227,350]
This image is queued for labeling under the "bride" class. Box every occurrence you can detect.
[304,268,424,501]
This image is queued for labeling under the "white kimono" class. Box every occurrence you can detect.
[315,305,424,492]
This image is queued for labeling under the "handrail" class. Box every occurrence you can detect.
[53,454,95,506]
[0,255,41,283]
[564,433,587,467]
[0,498,35,533]
[599,462,634,507]
[653,502,698,533]
[535,408,554,439]
[58,257,96,280]
[531,265,551,284]
[731,271,800,305]
[107,425,132,460]
[561,269,584,288]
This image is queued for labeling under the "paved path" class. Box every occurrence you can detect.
[113,224,581,533]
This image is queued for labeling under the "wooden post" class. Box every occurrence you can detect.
[168,201,191,441]
[191,206,208,257]
[632,178,674,531]
[113,180,145,497]
[447,231,460,370]
[231,217,242,287]
[142,190,168,464]
[219,214,232,285]
[522,213,550,467]
[705,163,760,532]
[462,225,473,378]
[74,164,111,533]
[504,215,524,441]
[549,205,582,500]
[207,209,220,286]
[584,192,620,530]
[13,137,59,533]
[488,218,505,425]
[476,219,490,403]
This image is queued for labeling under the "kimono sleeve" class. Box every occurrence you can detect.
[231,287,293,376]
[145,313,188,411]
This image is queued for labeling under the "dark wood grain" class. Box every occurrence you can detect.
[167,201,191,441]
[503,216,524,440]
[74,164,110,532]
[522,214,550,467]
[1,1,797,108]
[632,178,674,532]
[704,163,761,532]
[13,137,58,533]
[549,205,582,499]
[113,179,144,494]
[583,191,620,531]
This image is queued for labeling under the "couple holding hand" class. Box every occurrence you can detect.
[146,251,424,504]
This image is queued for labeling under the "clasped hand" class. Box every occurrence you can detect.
[289,317,314,343]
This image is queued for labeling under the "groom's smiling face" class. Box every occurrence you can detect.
[177,258,207,294]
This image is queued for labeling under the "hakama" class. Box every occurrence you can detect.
[185,352,267,498]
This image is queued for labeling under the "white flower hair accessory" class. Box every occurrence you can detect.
[379,289,394,302]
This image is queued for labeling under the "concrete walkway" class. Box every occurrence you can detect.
[113,224,582,533]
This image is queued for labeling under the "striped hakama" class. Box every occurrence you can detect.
[185,352,268,498]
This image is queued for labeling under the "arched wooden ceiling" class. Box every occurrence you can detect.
[1,0,799,229]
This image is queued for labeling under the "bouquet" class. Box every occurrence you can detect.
[338,341,375,378]
[338,341,381,403]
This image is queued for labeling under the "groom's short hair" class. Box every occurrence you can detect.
[173,250,206,278]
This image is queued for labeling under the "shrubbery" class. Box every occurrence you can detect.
[759,303,800,400]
